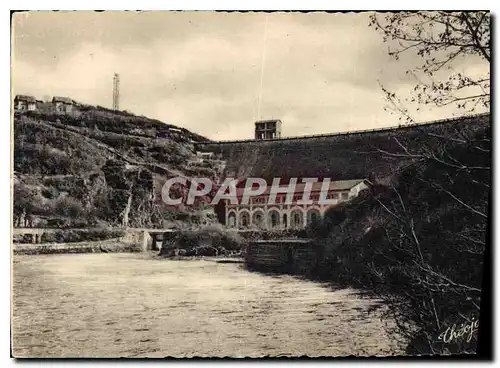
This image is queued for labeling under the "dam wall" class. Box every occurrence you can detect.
[196,113,490,183]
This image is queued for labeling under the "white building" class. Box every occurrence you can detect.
[225,179,368,229]
[14,95,37,111]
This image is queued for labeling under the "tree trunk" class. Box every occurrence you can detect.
[121,186,133,228]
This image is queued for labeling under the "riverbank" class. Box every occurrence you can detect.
[157,255,245,263]
[12,239,141,255]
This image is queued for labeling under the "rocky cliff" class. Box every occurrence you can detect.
[13,105,218,229]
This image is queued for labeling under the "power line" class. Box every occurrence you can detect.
[256,14,268,120]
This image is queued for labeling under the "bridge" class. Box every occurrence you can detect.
[138,229,177,252]
[12,227,178,250]
[13,227,68,244]
[12,227,275,253]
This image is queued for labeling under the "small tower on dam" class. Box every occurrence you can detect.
[255,119,282,140]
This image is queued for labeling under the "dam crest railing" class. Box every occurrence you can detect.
[196,112,489,146]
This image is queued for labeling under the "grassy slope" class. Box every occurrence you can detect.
[13,106,216,228]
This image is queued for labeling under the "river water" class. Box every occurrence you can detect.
[12,253,402,358]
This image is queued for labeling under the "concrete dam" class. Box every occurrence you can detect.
[195,113,490,183]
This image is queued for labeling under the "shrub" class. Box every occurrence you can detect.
[54,196,84,218]
[39,229,126,243]
[163,226,244,254]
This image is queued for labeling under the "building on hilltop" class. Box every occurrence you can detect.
[255,119,282,140]
[36,99,54,113]
[14,95,37,111]
[52,96,75,113]
[14,95,78,114]
[225,178,368,229]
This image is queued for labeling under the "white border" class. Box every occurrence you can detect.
[2,2,498,367]
[2,1,498,10]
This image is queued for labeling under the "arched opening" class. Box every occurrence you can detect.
[283,213,288,229]
[307,208,321,226]
[228,212,236,228]
[268,210,280,229]
[252,211,264,229]
[291,209,304,229]
[239,211,250,228]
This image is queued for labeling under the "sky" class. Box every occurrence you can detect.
[12,11,489,140]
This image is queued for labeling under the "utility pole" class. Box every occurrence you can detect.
[113,73,120,110]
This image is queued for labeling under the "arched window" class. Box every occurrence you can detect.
[252,211,264,228]
[228,212,236,227]
[291,209,303,228]
[307,208,321,226]
[240,212,250,228]
[268,210,280,229]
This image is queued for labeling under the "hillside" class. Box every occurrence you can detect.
[13,105,220,229]
[13,108,490,231]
